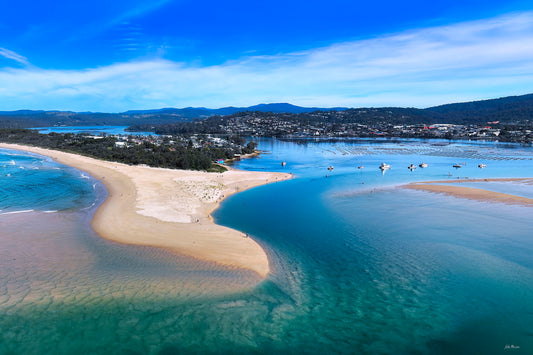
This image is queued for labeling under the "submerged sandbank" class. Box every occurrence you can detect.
[0,143,292,277]
[402,178,533,207]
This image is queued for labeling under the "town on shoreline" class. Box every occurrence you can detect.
[129,110,532,143]
[0,116,530,174]
[1,94,532,171]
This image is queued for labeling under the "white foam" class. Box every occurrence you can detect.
[0,209,35,216]
[80,201,98,211]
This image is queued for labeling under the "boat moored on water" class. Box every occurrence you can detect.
[327,166,334,171]
[379,163,391,170]
[419,162,428,168]
[478,164,486,168]
[453,163,462,168]
[408,164,417,170]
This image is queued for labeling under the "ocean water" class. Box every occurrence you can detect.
[1,139,533,354]
[0,148,98,213]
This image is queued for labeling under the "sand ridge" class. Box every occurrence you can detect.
[402,178,533,207]
[0,143,292,277]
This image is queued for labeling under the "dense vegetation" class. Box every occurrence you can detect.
[0,111,197,129]
[0,104,339,129]
[426,93,533,123]
[0,129,258,171]
[125,94,533,136]
[2,93,533,129]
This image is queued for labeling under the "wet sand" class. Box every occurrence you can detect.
[402,178,533,207]
[0,143,292,277]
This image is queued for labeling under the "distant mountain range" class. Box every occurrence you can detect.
[1,94,532,128]
[0,103,349,128]
[124,103,347,116]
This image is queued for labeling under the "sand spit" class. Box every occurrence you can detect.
[0,143,292,277]
[402,178,533,207]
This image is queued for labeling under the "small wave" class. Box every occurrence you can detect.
[80,201,98,211]
[0,209,35,216]
[43,210,58,213]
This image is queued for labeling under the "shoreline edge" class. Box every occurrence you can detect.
[0,143,292,278]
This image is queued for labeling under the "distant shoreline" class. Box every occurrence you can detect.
[402,178,533,207]
[0,143,292,278]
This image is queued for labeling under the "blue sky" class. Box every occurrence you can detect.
[1,0,533,111]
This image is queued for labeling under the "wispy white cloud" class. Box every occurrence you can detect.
[1,11,533,111]
[0,47,30,66]
[114,0,176,24]
[64,0,176,48]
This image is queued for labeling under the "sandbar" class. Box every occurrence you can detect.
[402,178,533,207]
[0,143,292,277]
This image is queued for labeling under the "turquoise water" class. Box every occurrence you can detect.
[1,139,533,354]
[0,148,98,213]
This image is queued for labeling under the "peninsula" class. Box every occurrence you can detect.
[0,143,292,277]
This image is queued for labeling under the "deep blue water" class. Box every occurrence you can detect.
[1,138,533,354]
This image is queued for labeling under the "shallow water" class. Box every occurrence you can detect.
[1,210,268,353]
[436,180,533,199]
[1,139,533,354]
[218,138,533,354]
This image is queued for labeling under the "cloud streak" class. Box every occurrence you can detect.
[0,47,30,66]
[1,11,533,111]
[115,0,176,24]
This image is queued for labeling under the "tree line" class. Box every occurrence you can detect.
[0,129,257,171]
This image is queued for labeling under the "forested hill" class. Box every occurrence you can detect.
[425,93,533,123]
[1,93,532,128]
[0,103,345,128]
[0,110,195,129]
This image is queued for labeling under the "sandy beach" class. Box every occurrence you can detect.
[402,178,533,207]
[0,143,292,277]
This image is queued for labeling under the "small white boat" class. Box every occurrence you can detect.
[379,163,391,170]
[357,166,364,169]
[478,164,486,168]
[419,162,428,168]
[281,161,287,166]
[408,164,417,170]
